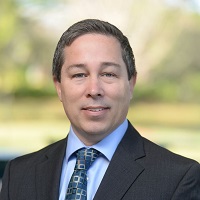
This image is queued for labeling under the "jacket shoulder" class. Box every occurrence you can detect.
[11,138,67,166]
[142,136,199,167]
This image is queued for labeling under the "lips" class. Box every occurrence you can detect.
[88,108,105,112]
[82,106,110,112]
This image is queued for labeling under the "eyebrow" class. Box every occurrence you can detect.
[101,62,121,69]
[66,62,121,71]
[67,64,86,71]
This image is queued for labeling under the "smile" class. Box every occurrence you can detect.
[88,108,105,112]
[82,106,110,112]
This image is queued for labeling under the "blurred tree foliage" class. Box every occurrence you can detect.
[0,0,56,97]
[134,8,200,103]
[0,0,200,102]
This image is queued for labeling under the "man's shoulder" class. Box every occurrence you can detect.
[126,122,199,166]
[11,138,67,166]
[142,136,199,167]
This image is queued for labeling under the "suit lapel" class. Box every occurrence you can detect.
[35,139,67,200]
[94,123,145,200]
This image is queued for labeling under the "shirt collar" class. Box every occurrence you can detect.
[66,119,128,162]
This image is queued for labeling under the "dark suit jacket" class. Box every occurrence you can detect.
[1,122,200,200]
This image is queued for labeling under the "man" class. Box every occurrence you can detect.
[1,19,200,200]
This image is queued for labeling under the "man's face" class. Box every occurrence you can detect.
[54,34,136,145]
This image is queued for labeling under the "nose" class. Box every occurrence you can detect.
[86,76,104,98]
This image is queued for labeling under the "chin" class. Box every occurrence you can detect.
[85,129,105,135]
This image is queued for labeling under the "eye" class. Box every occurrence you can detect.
[72,73,87,78]
[101,73,117,78]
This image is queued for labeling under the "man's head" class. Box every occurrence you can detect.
[52,19,136,82]
[53,19,137,145]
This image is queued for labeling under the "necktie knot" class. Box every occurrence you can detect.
[75,148,100,171]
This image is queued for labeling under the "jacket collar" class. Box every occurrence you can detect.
[94,122,146,200]
[35,138,67,200]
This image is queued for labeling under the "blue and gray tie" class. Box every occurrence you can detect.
[65,148,100,200]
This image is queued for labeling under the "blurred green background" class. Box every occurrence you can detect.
[0,0,200,162]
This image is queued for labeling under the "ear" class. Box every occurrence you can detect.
[53,76,62,102]
[129,75,137,100]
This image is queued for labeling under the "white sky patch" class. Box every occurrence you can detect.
[165,0,200,13]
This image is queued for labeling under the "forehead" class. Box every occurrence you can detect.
[64,34,122,59]
[62,33,126,72]
[67,33,121,49]
[63,34,123,64]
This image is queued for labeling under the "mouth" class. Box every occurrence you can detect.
[82,106,110,112]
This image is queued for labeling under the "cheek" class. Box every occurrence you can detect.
[106,87,130,108]
[60,82,83,101]
[61,91,77,104]
[110,83,131,99]
[60,90,78,119]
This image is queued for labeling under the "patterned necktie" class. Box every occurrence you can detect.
[66,148,100,200]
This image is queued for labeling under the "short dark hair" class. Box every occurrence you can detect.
[52,19,136,82]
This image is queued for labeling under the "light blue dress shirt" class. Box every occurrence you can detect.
[59,119,128,200]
